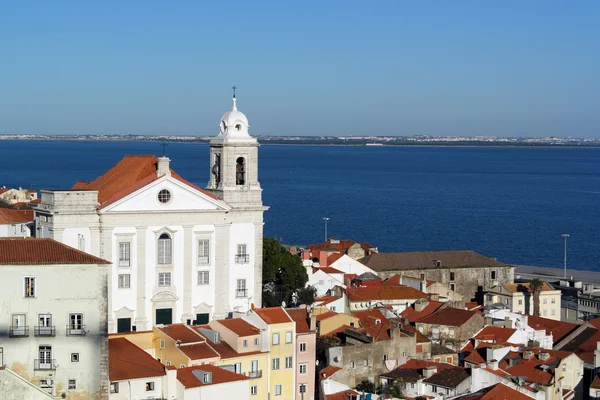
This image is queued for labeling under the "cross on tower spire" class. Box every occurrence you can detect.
[232,85,237,99]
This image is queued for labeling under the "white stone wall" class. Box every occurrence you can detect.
[0,222,31,237]
[109,376,165,400]
[178,379,250,400]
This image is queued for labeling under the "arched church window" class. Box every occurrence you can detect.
[158,233,172,265]
[235,123,242,131]
[212,154,221,186]
[236,157,245,185]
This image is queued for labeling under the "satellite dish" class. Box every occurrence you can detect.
[251,303,255,310]
[282,301,287,308]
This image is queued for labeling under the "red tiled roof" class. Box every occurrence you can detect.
[178,343,219,361]
[159,324,204,344]
[401,300,445,323]
[191,326,264,359]
[315,311,338,322]
[0,237,110,265]
[286,309,312,334]
[0,208,33,224]
[326,390,360,400]
[314,295,341,306]
[591,374,600,389]
[464,349,486,364]
[253,307,292,325]
[308,239,371,253]
[109,337,166,381]
[316,266,344,274]
[456,383,533,400]
[214,319,260,337]
[346,285,426,302]
[473,326,516,343]
[321,324,353,337]
[0,188,9,195]
[527,315,578,344]
[319,365,342,380]
[503,282,556,293]
[401,323,431,343]
[418,308,479,327]
[177,364,249,389]
[352,308,388,328]
[328,253,344,265]
[71,155,216,209]
[465,302,480,310]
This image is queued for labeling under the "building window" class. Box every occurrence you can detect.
[243,339,248,347]
[118,274,130,288]
[450,283,455,291]
[491,270,497,280]
[505,299,509,305]
[71,353,79,362]
[25,277,35,297]
[198,239,210,264]
[198,271,209,285]
[383,354,388,361]
[236,157,246,185]
[543,310,547,316]
[449,327,455,338]
[157,233,172,265]
[119,242,131,267]
[299,363,307,374]
[272,358,280,370]
[450,272,455,281]
[158,272,171,287]
[78,235,85,251]
[68,380,76,390]
[68,313,83,333]
[285,331,292,343]
[299,384,307,394]
[299,342,306,352]
[285,356,293,369]
[518,299,523,305]
[275,384,282,396]
[37,346,52,369]
[110,383,119,394]
[552,309,556,316]
[551,298,556,304]
[236,244,249,264]
[251,385,258,395]
[273,333,280,345]
[350,361,355,369]
[364,359,369,366]
[420,273,425,280]
[146,382,154,391]
[236,279,247,297]
[255,338,259,346]
[166,361,171,366]
[158,189,171,203]
[543,298,547,304]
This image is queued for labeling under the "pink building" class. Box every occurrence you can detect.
[287,308,317,400]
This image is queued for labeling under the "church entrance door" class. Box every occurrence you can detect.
[156,308,173,325]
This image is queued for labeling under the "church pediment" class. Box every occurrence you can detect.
[151,291,179,302]
[101,175,230,213]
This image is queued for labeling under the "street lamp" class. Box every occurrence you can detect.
[561,233,570,279]
[322,218,329,242]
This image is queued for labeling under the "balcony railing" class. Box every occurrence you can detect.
[244,370,262,379]
[198,256,209,265]
[66,325,86,336]
[119,259,130,267]
[235,254,249,264]
[34,359,56,370]
[9,326,29,337]
[236,289,248,298]
[34,326,56,337]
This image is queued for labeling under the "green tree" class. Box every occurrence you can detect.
[296,285,317,306]
[356,380,377,394]
[380,378,405,398]
[530,278,544,317]
[262,238,309,307]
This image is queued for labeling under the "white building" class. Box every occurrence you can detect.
[0,237,109,398]
[33,93,268,333]
[0,208,33,237]
[0,186,38,206]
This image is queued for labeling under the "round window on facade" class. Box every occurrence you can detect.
[158,189,171,204]
[235,123,242,131]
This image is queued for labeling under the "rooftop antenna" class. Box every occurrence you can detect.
[161,142,168,157]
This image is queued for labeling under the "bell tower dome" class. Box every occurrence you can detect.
[206,88,263,208]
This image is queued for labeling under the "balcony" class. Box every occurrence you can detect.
[34,326,56,337]
[9,326,29,337]
[34,359,56,370]
[235,254,249,264]
[66,325,86,336]
[119,259,130,267]
[244,370,262,379]
[198,256,209,265]
[236,289,248,298]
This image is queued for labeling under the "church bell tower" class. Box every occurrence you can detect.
[206,88,263,207]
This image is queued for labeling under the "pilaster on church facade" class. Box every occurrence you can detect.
[33,91,268,333]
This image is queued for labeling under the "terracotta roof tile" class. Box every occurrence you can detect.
[418,308,479,327]
[346,285,426,302]
[352,308,388,328]
[214,319,260,337]
[159,324,204,344]
[178,343,220,361]
[286,309,311,334]
[319,365,342,380]
[473,326,517,343]
[360,250,507,272]
[503,282,556,294]
[325,390,360,400]
[177,364,249,389]
[315,311,338,322]
[401,300,445,323]
[109,337,166,381]
[316,266,344,274]
[327,253,345,265]
[0,208,33,224]
[314,295,341,306]
[253,307,292,325]
[455,383,533,400]
[191,326,264,359]
[308,239,369,253]
[0,237,110,265]
[526,315,578,344]
[422,367,470,388]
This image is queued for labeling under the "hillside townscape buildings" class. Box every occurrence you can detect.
[2,94,600,400]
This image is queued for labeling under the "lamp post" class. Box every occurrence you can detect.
[561,233,570,279]
[323,217,329,242]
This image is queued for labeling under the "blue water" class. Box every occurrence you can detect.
[0,140,599,271]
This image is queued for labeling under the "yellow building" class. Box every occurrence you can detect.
[244,307,297,400]
[312,307,360,336]
[485,282,561,321]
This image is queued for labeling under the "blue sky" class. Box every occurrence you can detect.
[1,1,599,137]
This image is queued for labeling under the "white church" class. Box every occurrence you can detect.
[33,92,268,333]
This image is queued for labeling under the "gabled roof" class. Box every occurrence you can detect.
[71,155,216,209]
[526,315,578,344]
[557,326,600,364]
[360,250,507,272]
[319,365,342,380]
[109,337,166,381]
[0,208,33,224]
[473,326,517,343]
[454,383,533,400]
[177,364,249,389]
[314,295,342,306]
[307,239,373,253]
[423,367,470,388]
[346,285,426,302]
[0,237,110,265]
[315,311,338,322]
[400,300,445,323]
[327,253,345,265]
[253,307,292,325]
[191,325,264,359]
[381,359,459,381]
[502,282,556,294]
[178,342,220,360]
[418,308,479,327]
[352,308,388,328]
[286,308,312,334]
[315,266,344,275]
[214,318,260,337]
[159,324,204,344]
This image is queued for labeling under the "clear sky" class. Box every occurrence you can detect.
[1,1,599,137]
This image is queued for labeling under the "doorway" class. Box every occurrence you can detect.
[156,308,173,325]
[117,318,131,333]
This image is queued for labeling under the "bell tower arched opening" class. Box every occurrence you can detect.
[236,157,246,185]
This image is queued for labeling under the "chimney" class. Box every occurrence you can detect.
[415,299,429,313]
[487,359,499,370]
[302,251,310,261]
[523,350,534,360]
[538,352,550,361]
[423,366,437,378]
[157,157,171,177]
[319,250,329,267]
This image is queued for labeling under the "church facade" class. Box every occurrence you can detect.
[33,94,267,333]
